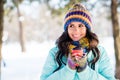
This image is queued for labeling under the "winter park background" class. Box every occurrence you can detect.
[1,0,119,80]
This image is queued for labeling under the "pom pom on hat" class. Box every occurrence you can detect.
[64,3,92,31]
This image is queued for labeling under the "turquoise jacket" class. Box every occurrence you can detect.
[40,45,116,80]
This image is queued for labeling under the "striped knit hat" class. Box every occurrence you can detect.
[64,3,92,31]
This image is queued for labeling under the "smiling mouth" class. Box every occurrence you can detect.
[72,34,80,38]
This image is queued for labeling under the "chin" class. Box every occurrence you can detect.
[72,39,80,41]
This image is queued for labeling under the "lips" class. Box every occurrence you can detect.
[71,34,81,41]
[72,34,79,38]
[72,34,81,39]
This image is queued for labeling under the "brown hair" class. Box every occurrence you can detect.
[54,29,100,72]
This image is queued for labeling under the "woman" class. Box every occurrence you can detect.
[40,3,116,80]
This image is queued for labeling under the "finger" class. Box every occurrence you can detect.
[72,52,83,57]
[67,57,76,69]
[75,56,82,61]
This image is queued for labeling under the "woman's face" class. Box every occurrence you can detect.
[68,22,86,41]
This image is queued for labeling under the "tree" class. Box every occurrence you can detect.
[0,0,4,72]
[45,0,86,16]
[12,0,26,52]
[4,0,43,52]
[111,0,120,68]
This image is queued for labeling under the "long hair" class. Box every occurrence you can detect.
[53,29,100,72]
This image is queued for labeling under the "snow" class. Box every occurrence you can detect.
[1,37,116,80]
[1,41,55,80]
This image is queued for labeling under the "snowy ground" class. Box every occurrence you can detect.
[1,41,55,80]
[1,37,116,80]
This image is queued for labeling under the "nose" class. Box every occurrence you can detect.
[74,27,80,32]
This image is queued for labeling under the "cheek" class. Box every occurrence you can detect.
[82,29,87,35]
[68,30,72,37]
[83,31,87,36]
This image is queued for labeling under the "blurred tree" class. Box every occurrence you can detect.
[4,0,43,52]
[12,0,26,52]
[111,0,120,68]
[0,0,4,72]
[45,0,87,16]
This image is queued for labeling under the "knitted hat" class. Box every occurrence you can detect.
[64,3,92,31]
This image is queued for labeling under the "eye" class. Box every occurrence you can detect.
[69,24,74,28]
[78,24,84,27]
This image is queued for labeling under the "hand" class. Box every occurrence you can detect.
[67,53,76,70]
[75,54,87,72]
[67,48,87,72]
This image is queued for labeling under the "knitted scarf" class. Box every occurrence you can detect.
[69,37,89,54]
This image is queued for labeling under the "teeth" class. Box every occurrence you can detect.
[73,35,79,37]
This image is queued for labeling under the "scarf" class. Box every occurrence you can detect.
[69,37,89,54]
